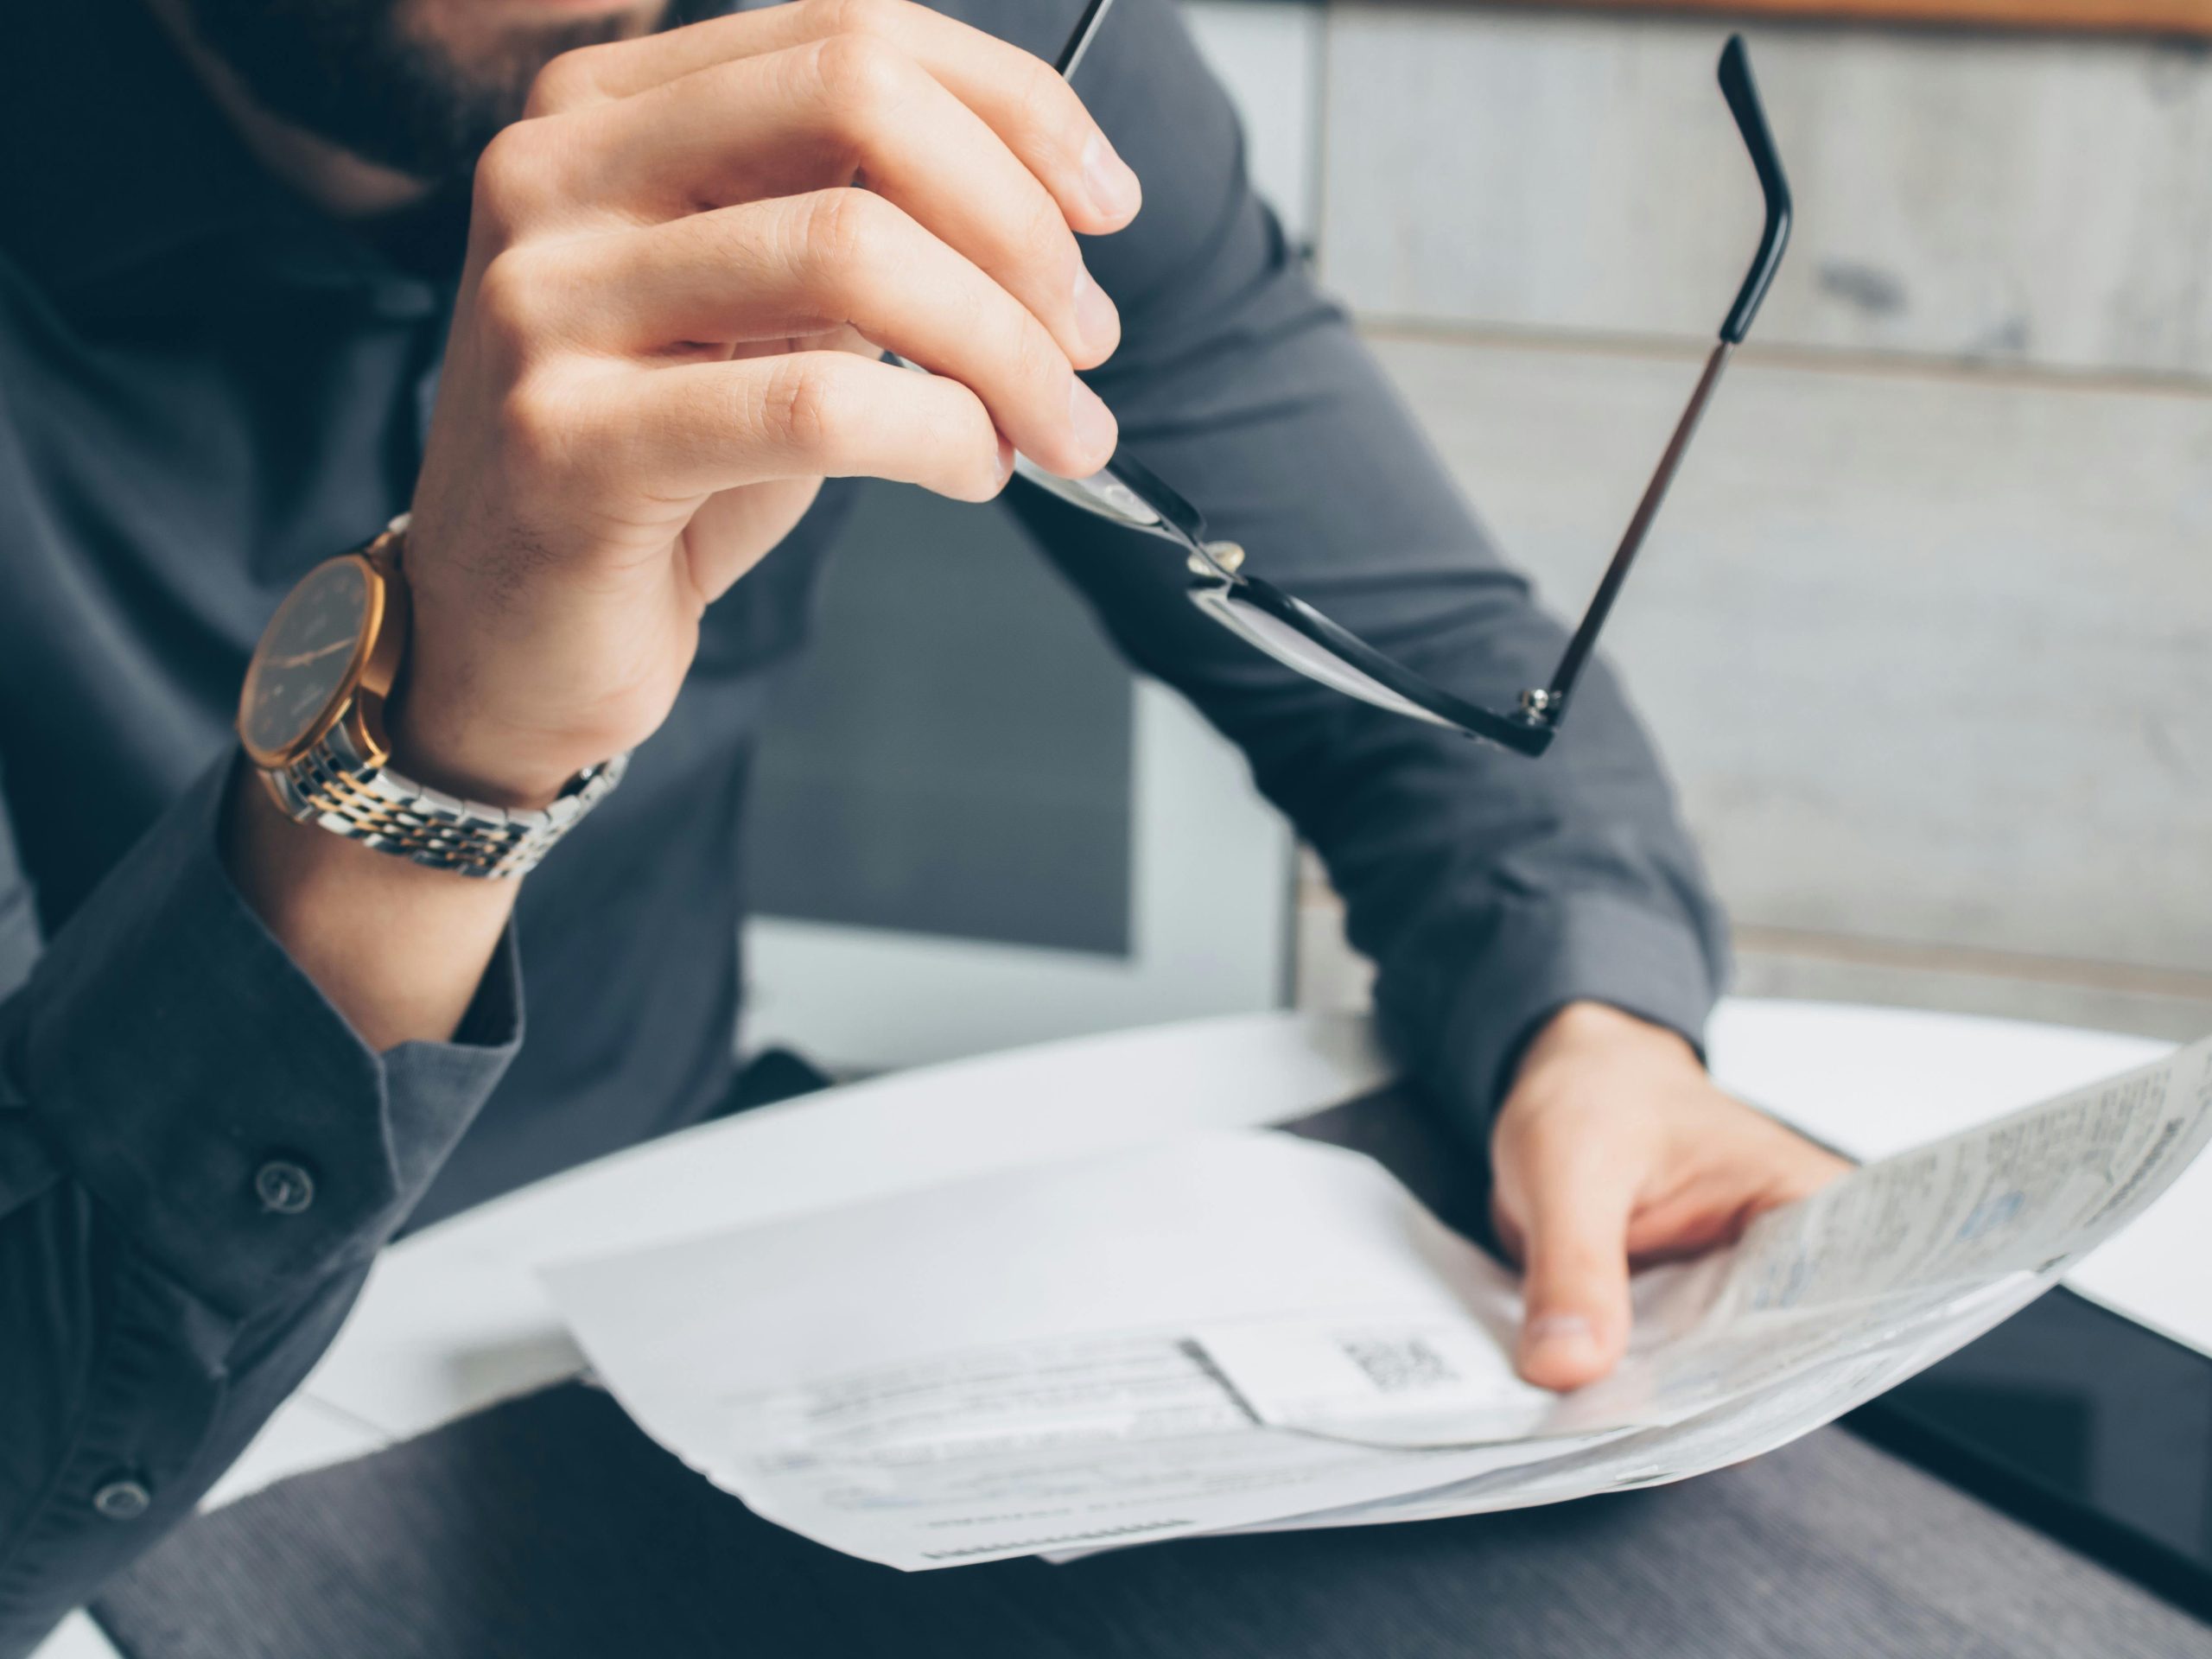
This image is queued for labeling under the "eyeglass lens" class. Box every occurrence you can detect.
[1024,453,1440,724]
[1186,586,1459,728]
[1009,454,1164,529]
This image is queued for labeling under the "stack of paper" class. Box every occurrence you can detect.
[544,1033,2212,1568]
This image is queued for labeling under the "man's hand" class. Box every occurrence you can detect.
[226,0,1141,1049]
[398,0,1141,805]
[1491,1001,1848,1391]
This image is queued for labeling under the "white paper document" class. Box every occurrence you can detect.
[544,1033,2212,1569]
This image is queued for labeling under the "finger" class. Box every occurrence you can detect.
[569,350,1011,509]
[1513,1155,1637,1392]
[1769,1135,1854,1200]
[1620,1113,1852,1264]
[559,41,1117,372]
[519,192,1114,476]
[526,0,1141,233]
[1488,1192,1525,1266]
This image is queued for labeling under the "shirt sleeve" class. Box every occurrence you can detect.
[1005,0,1731,1137]
[0,754,520,1655]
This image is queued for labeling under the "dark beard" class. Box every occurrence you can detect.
[180,0,667,181]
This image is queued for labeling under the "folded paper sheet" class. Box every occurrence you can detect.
[544,1034,2212,1568]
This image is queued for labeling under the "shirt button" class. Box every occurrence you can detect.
[92,1478,151,1522]
[254,1159,316,1216]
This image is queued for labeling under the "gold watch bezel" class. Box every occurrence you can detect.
[238,526,410,772]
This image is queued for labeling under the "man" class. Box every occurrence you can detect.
[0,0,1842,1643]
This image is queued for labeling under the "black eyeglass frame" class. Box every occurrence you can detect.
[1034,29,1792,757]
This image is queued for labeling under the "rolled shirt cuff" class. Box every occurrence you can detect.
[1382,893,1726,1149]
[18,756,520,1319]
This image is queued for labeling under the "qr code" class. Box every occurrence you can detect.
[1338,1336,1457,1395]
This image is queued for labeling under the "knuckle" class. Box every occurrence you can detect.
[524,47,605,118]
[809,33,919,156]
[471,124,552,232]
[800,188,887,287]
[763,357,844,459]
[807,0,901,40]
[808,31,910,127]
[1008,58,1076,157]
[472,249,549,352]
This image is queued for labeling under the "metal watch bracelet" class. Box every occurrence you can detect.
[264,716,629,880]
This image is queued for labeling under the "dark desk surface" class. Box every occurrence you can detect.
[86,1085,2212,1658]
[91,1379,2212,1659]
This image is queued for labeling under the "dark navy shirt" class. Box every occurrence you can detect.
[0,0,1726,1643]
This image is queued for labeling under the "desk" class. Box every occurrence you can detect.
[32,999,2200,1659]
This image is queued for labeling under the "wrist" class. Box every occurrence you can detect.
[1510,1001,1701,1095]
[240,518,631,880]
[380,688,579,813]
[229,760,491,899]
[381,624,612,811]
[224,762,518,1051]
[387,581,673,812]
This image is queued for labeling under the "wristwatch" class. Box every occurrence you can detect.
[237,516,627,879]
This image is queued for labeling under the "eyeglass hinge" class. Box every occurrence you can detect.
[1518,687,1564,725]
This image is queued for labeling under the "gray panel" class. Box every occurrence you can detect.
[1321,8,2212,380]
[748,484,1135,957]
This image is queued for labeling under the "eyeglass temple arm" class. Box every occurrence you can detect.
[1717,35,1793,347]
[1056,0,1117,78]
[1523,34,1791,730]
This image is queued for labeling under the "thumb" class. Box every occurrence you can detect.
[1515,1165,1636,1392]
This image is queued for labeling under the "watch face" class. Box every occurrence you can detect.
[242,558,373,762]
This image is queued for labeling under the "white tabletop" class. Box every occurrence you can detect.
[35,999,2196,1659]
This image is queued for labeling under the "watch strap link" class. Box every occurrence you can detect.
[265,716,629,880]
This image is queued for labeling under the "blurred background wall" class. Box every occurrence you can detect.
[1190,0,2212,1041]
[745,0,2212,1067]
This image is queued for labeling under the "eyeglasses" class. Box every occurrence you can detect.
[1009,15,1794,757]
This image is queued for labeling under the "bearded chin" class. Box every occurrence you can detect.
[181,0,664,182]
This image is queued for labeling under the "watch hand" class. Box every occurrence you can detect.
[265,639,354,671]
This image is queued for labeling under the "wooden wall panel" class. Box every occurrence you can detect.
[1363,328,2212,976]
[1188,0,2212,1035]
[1489,0,2212,39]
[1320,9,2212,378]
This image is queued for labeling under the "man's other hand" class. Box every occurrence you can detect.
[1490,1001,1849,1392]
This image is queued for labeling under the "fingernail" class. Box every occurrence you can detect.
[1072,266,1119,356]
[995,436,1015,489]
[1082,132,1141,220]
[1070,378,1117,460]
[1522,1313,1599,1368]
